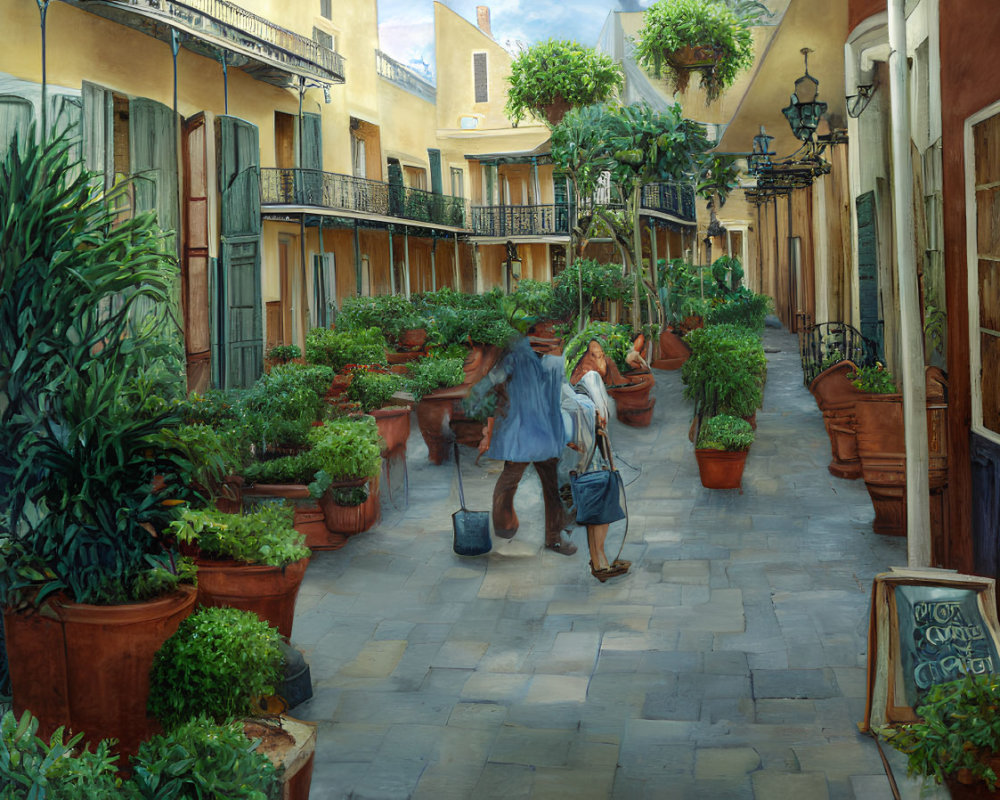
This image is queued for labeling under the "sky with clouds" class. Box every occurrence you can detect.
[377,0,654,81]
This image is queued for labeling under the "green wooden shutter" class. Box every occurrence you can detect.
[49,95,82,168]
[300,111,323,205]
[387,158,403,216]
[82,82,112,188]
[0,95,34,158]
[130,97,178,255]
[218,115,263,389]
[428,149,442,194]
[856,191,882,358]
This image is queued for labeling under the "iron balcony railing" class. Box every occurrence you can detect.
[641,182,697,221]
[375,50,435,103]
[261,168,466,228]
[98,0,345,82]
[799,321,882,386]
[470,204,571,237]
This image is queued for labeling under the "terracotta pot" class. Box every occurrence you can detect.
[397,328,428,350]
[652,326,691,371]
[194,557,308,640]
[371,405,411,455]
[320,476,380,536]
[666,45,718,69]
[4,586,196,762]
[853,367,949,537]
[608,371,655,427]
[695,448,748,490]
[540,96,572,125]
[945,754,1000,798]
[242,484,330,550]
[529,319,559,339]
[681,315,704,334]
[386,350,424,365]
[245,716,317,800]
[618,397,656,427]
[808,361,864,479]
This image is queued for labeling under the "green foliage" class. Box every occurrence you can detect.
[177,390,242,428]
[167,504,308,567]
[504,39,624,126]
[704,292,771,329]
[329,483,370,507]
[880,673,1000,790]
[130,716,281,800]
[681,324,765,417]
[505,279,559,332]
[553,259,630,321]
[634,0,756,103]
[697,153,742,209]
[563,321,634,379]
[237,363,335,451]
[696,414,754,451]
[305,326,388,371]
[404,354,467,401]
[0,710,125,799]
[148,607,284,730]
[307,415,383,484]
[346,369,405,413]
[0,133,196,606]
[151,423,240,505]
[848,363,897,394]
[336,294,422,341]
[265,344,301,363]
[240,451,317,487]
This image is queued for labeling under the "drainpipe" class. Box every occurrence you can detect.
[888,0,931,567]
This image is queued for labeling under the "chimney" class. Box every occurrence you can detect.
[476,6,492,37]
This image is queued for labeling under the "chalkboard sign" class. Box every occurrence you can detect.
[862,568,1000,731]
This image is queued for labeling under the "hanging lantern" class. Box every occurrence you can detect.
[782,48,827,142]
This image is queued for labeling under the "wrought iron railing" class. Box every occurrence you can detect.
[106,0,345,80]
[641,182,696,221]
[799,321,881,386]
[261,168,465,228]
[470,204,571,237]
[375,50,435,103]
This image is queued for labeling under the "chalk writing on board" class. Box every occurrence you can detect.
[895,585,1000,706]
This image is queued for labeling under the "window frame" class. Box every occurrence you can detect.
[472,51,489,104]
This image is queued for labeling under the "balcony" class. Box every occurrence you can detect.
[470,204,570,238]
[375,50,435,104]
[63,0,345,86]
[261,168,466,229]
[641,183,696,222]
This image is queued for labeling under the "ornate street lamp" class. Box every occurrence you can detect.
[782,48,827,143]
[748,125,775,176]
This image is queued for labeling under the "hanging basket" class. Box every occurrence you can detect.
[662,45,720,94]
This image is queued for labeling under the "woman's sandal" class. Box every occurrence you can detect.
[590,559,631,583]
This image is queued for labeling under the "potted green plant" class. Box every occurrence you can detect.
[633,0,758,103]
[264,343,302,373]
[681,324,766,422]
[504,39,624,126]
[694,413,754,489]
[309,416,384,538]
[167,504,311,639]
[880,673,1000,797]
[0,134,199,760]
[345,367,412,454]
[304,326,389,391]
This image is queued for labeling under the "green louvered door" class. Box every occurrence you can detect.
[300,111,322,204]
[130,98,178,255]
[856,191,883,358]
[218,115,262,389]
[0,95,34,158]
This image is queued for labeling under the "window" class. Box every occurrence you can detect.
[351,132,366,178]
[320,0,331,19]
[451,167,464,198]
[312,27,333,51]
[404,166,427,190]
[473,52,488,103]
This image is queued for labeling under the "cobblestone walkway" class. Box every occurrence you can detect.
[293,326,937,799]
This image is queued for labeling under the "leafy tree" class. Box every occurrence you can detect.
[505,40,623,127]
[697,152,741,240]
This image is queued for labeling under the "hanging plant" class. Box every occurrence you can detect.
[633,0,757,103]
[505,39,624,126]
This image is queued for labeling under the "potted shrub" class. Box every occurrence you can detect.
[0,134,200,760]
[633,0,758,103]
[808,359,865,479]
[336,295,427,356]
[504,39,623,126]
[694,414,754,489]
[344,367,412,455]
[168,504,310,639]
[850,364,949,538]
[148,606,316,800]
[264,343,302,373]
[309,416,384,538]
[880,673,1000,797]
[304,326,388,380]
[681,324,766,424]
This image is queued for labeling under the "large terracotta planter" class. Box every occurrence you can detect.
[245,716,317,800]
[695,448,748,489]
[386,350,424,366]
[416,344,501,464]
[320,476,380,537]
[651,326,691,371]
[4,585,196,761]
[608,371,655,427]
[808,360,865,479]
[397,328,427,350]
[194,557,308,640]
[242,483,330,550]
[853,367,949,540]
[371,405,411,455]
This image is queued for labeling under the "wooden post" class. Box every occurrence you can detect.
[889,0,931,566]
[403,230,412,299]
[453,233,460,289]
[388,228,396,295]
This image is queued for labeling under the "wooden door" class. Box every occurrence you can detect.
[279,237,292,346]
[182,113,211,393]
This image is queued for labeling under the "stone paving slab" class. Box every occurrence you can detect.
[293,327,920,798]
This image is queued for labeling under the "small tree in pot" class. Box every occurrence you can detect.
[694,413,754,489]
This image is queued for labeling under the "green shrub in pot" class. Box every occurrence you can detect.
[148,606,284,730]
[848,363,897,394]
[681,324,765,418]
[304,326,388,372]
[404,353,467,401]
[308,415,383,489]
[345,368,406,413]
[167,504,309,568]
[696,414,754,451]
